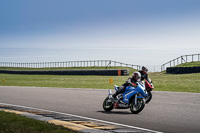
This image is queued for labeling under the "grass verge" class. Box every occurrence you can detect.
[0,65,200,93]
[149,72,200,93]
[0,111,78,133]
[175,62,200,67]
[0,72,200,93]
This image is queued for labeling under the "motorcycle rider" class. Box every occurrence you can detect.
[139,66,150,82]
[112,72,141,99]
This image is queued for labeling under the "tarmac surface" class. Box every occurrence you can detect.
[0,86,200,133]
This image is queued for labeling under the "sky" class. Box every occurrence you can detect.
[0,0,200,69]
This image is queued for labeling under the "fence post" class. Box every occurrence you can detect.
[177,58,179,65]
[192,55,194,62]
[181,56,183,64]
[186,55,187,62]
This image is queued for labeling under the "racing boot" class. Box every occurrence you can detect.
[112,86,124,99]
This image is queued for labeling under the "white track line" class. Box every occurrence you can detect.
[0,102,163,133]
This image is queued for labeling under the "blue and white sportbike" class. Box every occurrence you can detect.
[103,81,148,114]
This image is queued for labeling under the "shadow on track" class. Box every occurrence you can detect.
[97,110,136,115]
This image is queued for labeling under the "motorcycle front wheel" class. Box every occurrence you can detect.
[103,97,113,111]
[130,98,145,114]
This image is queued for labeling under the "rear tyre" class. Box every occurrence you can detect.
[145,91,152,104]
[130,98,145,114]
[103,97,113,111]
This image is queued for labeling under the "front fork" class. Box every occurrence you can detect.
[108,90,112,99]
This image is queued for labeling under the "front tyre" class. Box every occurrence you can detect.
[103,97,113,111]
[130,98,145,114]
[145,91,152,104]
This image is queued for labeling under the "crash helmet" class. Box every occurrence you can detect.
[132,72,141,82]
[142,66,148,73]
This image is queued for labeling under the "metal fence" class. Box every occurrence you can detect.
[161,54,200,71]
[0,60,141,70]
[3,54,198,72]
[146,65,162,72]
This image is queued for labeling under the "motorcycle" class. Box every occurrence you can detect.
[144,78,154,104]
[103,81,148,114]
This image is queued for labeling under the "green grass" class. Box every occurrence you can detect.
[175,61,200,67]
[0,111,78,133]
[0,66,200,93]
[0,73,126,89]
[149,72,200,93]
[1,72,200,93]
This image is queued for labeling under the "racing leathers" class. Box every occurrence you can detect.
[112,77,138,98]
[138,70,149,82]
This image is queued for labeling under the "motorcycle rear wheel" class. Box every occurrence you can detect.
[103,97,114,111]
[130,98,145,114]
[145,91,152,104]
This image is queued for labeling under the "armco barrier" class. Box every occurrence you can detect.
[166,67,200,74]
[0,69,129,76]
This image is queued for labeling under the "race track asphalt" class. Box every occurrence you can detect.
[0,86,199,133]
